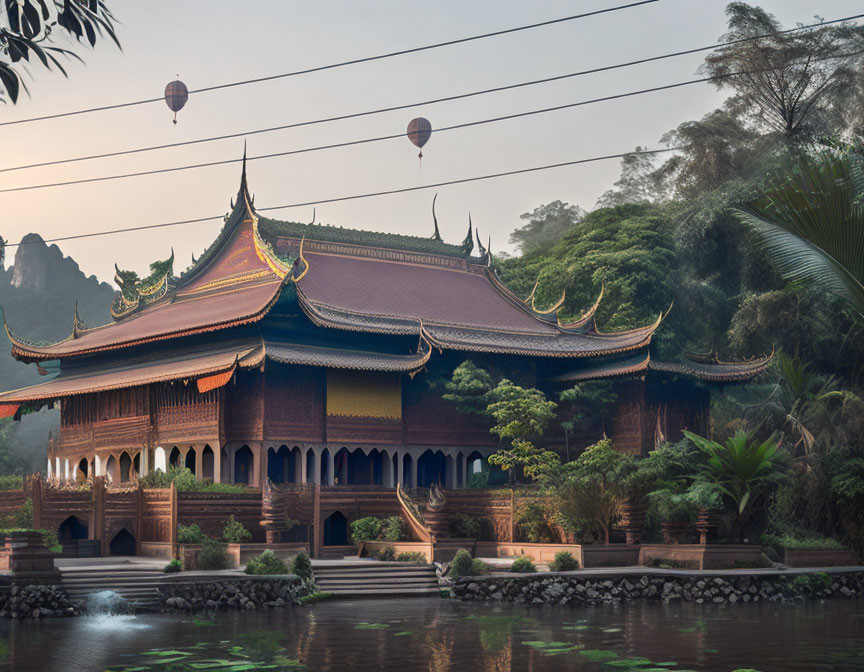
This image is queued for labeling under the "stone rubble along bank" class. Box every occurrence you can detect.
[451,571,864,605]
[0,584,81,619]
[159,577,305,612]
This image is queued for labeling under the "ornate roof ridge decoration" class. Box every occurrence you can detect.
[558,284,605,333]
[649,349,774,383]
[110,249,174,321]
[430,193,442,241]
[265,338,432,374]
[72,302,91,339]
[2,307,73,350]
[531,289,567,317]
[461,214,474,256]
[286,237,476,273]
[293,236,309,282]
[550,351,651,383]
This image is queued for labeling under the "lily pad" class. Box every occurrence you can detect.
[602,627,623,633]
[355,622,389,630]
[580,650,619,662]
[394,631,413,637]
[604,658,653,668]
[563,625,591,630]
[194,620,217,627]
[141,651,193,658]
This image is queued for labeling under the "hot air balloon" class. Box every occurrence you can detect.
[164,79,189,125]
[407,117,432,160]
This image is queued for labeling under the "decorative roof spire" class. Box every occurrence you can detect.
[461,214,474,255]
[475,226,487,258]
[430,194,442,241]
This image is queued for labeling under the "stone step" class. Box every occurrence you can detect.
[324,587,441,597]
[314,568,434,577]
[316,580,437,590]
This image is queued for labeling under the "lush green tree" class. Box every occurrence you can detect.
[0,1,119,103]
[596,149,676,207]
[509,201,585,255]
[558,381,618,451]
[703,3,864,140]
[441,360,495,416]
[684,429,787,541]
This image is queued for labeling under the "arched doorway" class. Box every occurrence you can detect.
[154,447,167,472]
[234,446,253,484]
[109,528,136,556]
[202,445,215,481]
[169,446,182,469]
[184,449,196,476]
[133,452,140,476]
[58,515,88,542]
[105,455,117,484]
[320,448,331,485]
[76,458,88,483]
[402,454,414,489]
[323,511,348,546]
[119,452,132,482]
[306,449,316,483]
[267,446,292,485]
[417,450,446,487]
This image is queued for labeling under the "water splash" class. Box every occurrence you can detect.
[85,590,133,616]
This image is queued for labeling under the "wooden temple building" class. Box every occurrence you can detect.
[0,162,771,556]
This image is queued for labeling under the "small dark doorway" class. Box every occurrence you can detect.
[185,449,196,475]
[109,528,136,556]
[323,511,348,546]
[234,446,253,484]
[267,446,293,485]
[58,515,88,541]
[169,446,182,468]
[202,445,215,481]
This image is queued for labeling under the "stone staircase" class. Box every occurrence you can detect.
[58,562,165,611]
[313,560,440,597]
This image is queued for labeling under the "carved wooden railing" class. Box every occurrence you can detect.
[396,484,434,543]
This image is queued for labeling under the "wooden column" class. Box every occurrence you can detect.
[195,446,203,481]
[29,476,43,530]
[300,450,308,484]
[135,483,144,555]
[326,451,335,486]
[447,453,457,490]
[410,454,418,490]
[213,442,222,484]
[91,476,106,556]
[396,451,403,487]
[169,481,178,559]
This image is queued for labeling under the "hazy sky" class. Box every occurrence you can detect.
[1,0,859,284]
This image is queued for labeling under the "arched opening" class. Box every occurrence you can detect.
[169,446,182,469]
[119,452,132,482]
[109,528,136,556]
[76,458,88,483]
[320,448,331,485]
[105,455,117,484]
[402,454,414,489]
[417,449,446,488]
[334,447,349,485]
[133,452,140,477]
[202,445,215,481]
[154,447,167,472]
[267,446,292,485]
[58,515,88,542]
[184,448,196,476]
[306,449,316,483]
[445,454,454,489]
[323,511,348,546]
[234,446,253,484]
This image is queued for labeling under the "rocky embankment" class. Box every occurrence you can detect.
[451,571,864,605]
[159,577,305,612]
[0,584,81,618]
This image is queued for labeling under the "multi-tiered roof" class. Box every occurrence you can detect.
[0,162,771,414]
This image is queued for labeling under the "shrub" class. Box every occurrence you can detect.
[164,558,182,573]
[350,516,383,545]
[0,475,23,491]
[449,514,481,539]
[449,549,474,579]
[290,550,313,579]
[196,537,231,570]
[177,523,206,544]
[778,534,845,550]
[371,545,396,561]
[14,498,33,528]
[515,499,554,543]
[40,529,62,554]
[467,472,489,489]
[471,558,492,575]
[245,549,289,575]
[141,467,248,493]
[222,515,252,543]
[381,515,407,542]
[511,556,536,573]
[396,552,427,564]
[548,550,579,572]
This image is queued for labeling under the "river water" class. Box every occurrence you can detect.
[0,598,861,671]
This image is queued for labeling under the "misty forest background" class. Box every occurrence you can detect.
[1,1,864,506]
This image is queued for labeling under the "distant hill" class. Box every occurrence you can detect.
[0,234,115,473]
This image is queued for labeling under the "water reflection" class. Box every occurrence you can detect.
[0,598,861,671]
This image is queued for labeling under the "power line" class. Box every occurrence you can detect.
[4,12,861,174]
[0,1,659,128]
[3,146,679,248]
[6,43,862,194]
[0,77,715,193]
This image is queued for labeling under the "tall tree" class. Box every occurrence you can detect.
[0,0,119,103]
[703,3,864,141]
[508,201,585,255]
